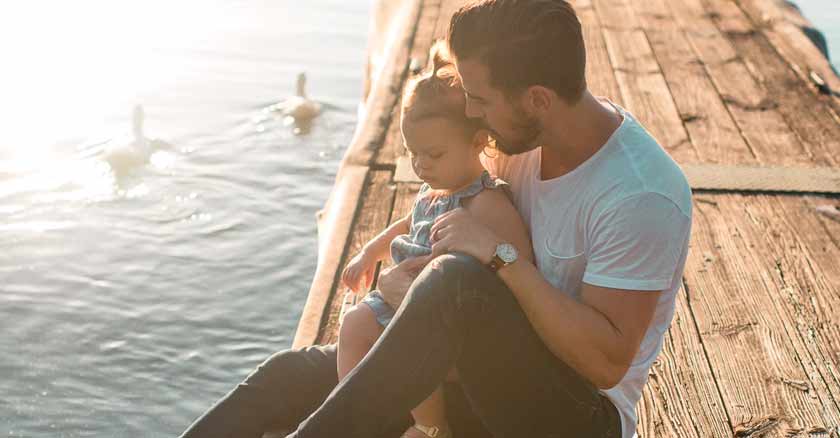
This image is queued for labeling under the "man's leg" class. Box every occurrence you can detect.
[444,258,622,438]
[180,344,341,438]
[288,253,621,438]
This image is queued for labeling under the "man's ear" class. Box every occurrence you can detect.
[525,85,555,113]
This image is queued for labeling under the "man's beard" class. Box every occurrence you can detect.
[482,108,542,155]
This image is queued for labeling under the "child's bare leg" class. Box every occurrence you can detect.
[406,384,451,437]
[339,304,453,437]
[337,304,384,381]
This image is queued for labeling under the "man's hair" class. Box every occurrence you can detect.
[448,0,587,104]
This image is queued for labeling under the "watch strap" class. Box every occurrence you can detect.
[487,254,506,273]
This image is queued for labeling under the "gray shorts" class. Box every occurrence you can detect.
[359,290,396,327]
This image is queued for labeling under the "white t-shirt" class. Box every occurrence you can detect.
[480,101,692,438]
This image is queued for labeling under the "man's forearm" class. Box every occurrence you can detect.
[496,259,626,389]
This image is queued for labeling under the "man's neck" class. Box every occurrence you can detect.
[538,92,622,181]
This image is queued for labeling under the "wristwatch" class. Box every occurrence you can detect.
[488,242,518,273]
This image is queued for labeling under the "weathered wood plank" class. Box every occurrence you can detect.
[571,1,625,106]
[293,165,369,349]
[681,163,840,194]
[629,0,756,165]
[383,0,468,167]
[294,0,424,350]
[378,183,423,274]
[662,0,811,168]
[301,3,840,438]
[593,0,697,163]
[735,0,840,114]
[349,0,421,168]
[435,0,465,38]
[685,194,839,437]
[317,171,397,345]
[636,282,732,438]
[375,0,443,166]
[808,198,840,249]
[746,196,840,416]
[700,0,840,168]
[727,194,840,432]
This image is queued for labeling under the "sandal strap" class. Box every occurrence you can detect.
[412,424,441,437]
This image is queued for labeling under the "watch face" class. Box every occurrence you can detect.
[497,243,518,263]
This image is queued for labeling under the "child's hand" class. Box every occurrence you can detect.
[341,250,378,292]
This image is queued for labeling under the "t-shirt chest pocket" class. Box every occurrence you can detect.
[537,223,588,299]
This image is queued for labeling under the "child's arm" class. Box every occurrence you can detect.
[360,214,411,262]
[341,214,411,292]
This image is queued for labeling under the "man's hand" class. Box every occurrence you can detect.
[429,208,499,263]
[377,255,433,309]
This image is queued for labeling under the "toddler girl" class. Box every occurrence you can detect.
[337,42,529,438]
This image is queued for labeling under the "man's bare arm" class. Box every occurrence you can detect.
[497,259,660,389]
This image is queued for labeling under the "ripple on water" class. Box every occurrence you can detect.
[1,0,369,435]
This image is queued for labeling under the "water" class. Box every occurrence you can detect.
[2,0,838,436]
[795,0,840,71]
[0,1,370,436]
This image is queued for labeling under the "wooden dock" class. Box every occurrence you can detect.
[291,0,840,436]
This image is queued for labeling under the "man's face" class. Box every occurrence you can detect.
[454,58,543,155]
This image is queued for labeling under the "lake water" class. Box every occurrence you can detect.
[0,1,370,436]
[796,0,840,70]
[1,0,837,436]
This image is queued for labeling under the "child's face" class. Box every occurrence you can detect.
[401,117,480,191]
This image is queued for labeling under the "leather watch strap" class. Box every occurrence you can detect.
[487,254,505,273]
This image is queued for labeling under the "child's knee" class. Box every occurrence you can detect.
[339,304,382,347]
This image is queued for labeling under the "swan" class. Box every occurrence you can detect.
[102,105,171,174]
[269,73,322,121]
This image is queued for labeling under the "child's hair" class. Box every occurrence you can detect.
[400,40,483,142]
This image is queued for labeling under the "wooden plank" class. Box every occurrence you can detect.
[293,0,424,349]
[700,0,840,168]
[723,194,840,433]
[346,0,422,168]
[412,0,444,66]
[629,0,756,165]
[317,171,397,345]
[662,0,811,168]
[435,0,465,39]
[682,164,840,194]
[378,183,422,273]
[574,3,625,106]
[293,165,369,349]
[748,196,840,415]
[735,0,840,114]
[808,198,840,249]
[636,283,732,437]
[382,0,467,167]
[375,0,443,166]
[592,0,697,163]
[685,194,839,437]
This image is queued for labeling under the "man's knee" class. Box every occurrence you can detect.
[244,344,337,390]
[410,252,505,308]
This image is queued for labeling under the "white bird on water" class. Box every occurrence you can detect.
[268,73,322,122]
[102,105,170,174]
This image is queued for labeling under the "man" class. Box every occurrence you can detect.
[179,1,692,437]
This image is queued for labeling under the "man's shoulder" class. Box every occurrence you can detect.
[590,116,692,218]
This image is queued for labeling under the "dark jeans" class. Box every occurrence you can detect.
[180,253,621,438]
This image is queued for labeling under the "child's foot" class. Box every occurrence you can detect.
[401,423,452,438]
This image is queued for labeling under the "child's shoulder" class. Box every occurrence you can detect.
[462,183,514,214]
